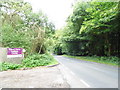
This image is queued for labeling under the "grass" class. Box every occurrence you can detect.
[0,53,58,71]
[63,55,119,66]
[47,59,58,66]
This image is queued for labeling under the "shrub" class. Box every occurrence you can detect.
[22,53,55,67]
[1,53,57,71]
[1,62,22,71]
[53,43,63,55]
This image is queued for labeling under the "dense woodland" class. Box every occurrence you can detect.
[53,1,120,57]
[0,0,119,65]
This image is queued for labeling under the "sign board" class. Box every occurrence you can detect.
[7,48,23,58]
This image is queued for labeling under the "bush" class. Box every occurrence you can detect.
[23,53,57,67]
[64,55,119,66]
[98,56,119,63]
[22,53,54,67]
[1,53,57,71]
[62,40,88,56]
[53,43,63,55]
[1,62,22,71]
[1,24,32,56]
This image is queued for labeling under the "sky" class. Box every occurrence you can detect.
[24,0,75,29]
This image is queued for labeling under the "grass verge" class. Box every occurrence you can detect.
[63,55,119,66]
[0,53,58,71]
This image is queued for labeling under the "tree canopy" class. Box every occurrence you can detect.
[54,0,119,56]
[0,0,55,55]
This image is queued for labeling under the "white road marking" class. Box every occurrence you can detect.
[58,59,91,88]
[80,79,90,87]
[70,71,76,76]
[28,86,34,88]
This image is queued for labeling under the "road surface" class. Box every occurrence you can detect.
[53,55,118,88]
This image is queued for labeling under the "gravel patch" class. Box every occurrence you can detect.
[0,65,70,88]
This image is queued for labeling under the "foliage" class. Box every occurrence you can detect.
[56,1,119,57]
[1,53,58,71]
[23,53,57,67]
[63,55,119,66]
[52,30,64,55]
[53,42,63,55]
[22,53,54,67]
[0,0,55,55]
[1,24,32,52]
[79,1,119,56]
[0,0,57,71]
[1,62,22,71]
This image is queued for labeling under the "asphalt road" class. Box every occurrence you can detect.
[53,55,118,88]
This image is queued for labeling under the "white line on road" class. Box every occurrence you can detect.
[80,79,90,87]
[57,59,91,88]
[28,86,34,88]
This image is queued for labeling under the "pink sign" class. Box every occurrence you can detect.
[7,48,22,56]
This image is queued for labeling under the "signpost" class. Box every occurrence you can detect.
[7,48,23,58]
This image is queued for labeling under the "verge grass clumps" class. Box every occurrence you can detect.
[63,55,119,66]
[1,53,58,71]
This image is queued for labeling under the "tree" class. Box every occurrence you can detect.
[80,1,119,56]
[1,0,55,55]
[57,0,119,56]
